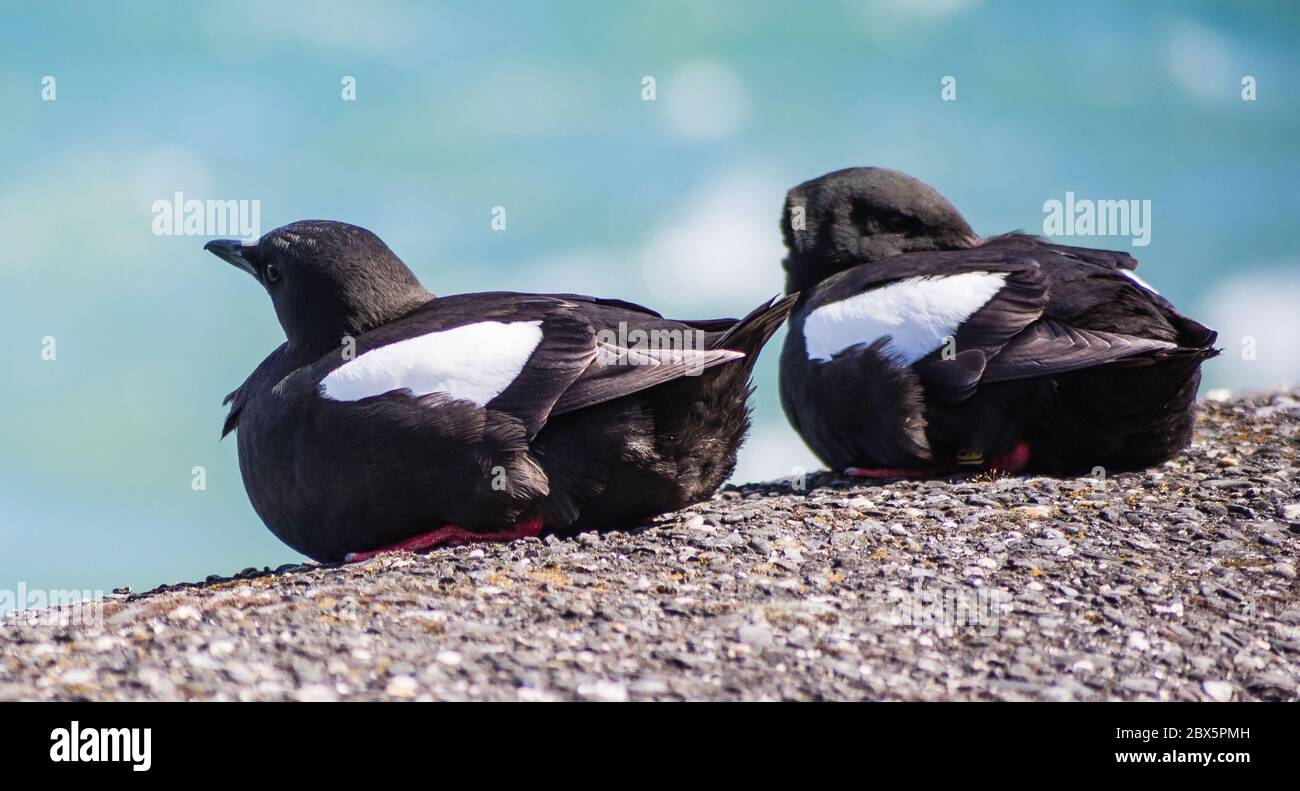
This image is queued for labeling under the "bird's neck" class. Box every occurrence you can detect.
[784,251,870,296]
[286,287,434,361]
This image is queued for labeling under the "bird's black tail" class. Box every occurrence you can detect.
[713,293,799,355]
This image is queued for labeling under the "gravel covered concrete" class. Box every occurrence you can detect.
[3,389,1298,701]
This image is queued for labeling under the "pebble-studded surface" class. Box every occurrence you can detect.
[3,390,1297,701]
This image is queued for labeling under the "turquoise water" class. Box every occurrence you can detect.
[1,1,1297,602]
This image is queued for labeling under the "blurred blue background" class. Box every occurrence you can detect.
[2,0,1298,603]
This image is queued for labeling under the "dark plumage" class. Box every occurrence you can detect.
[206,221,793,562]
[778,167,1218,477]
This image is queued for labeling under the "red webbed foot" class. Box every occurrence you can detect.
[844,463,959,480]
[344,515,545,563]
[986,441,1031,474]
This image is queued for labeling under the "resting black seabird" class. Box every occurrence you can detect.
[778,167,1218,478]
[206,221,794,562]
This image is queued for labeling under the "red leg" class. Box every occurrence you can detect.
[844,463,959,480]
[986,441,1031,474]
[344,515,544,563]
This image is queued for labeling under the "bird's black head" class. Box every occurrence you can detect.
[781,167,980,294]
[205,221,432,356]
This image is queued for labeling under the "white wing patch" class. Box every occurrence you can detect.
[804,271,1007,364]
[321,320,544,406]
[1120,269,1160,295]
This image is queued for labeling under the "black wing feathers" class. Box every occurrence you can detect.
[910,260,1047,403]
[484,306,598,438]
[983,320,1180,383]
[808,237,1216,404]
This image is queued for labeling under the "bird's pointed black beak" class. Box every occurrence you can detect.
[204,239,258,277]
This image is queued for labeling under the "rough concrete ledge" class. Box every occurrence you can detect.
[3,390,1297,701]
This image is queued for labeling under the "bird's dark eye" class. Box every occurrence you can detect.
[264,264,281,283]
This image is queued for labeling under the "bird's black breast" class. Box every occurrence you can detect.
[232,360,548,561]
[779,299,933,471]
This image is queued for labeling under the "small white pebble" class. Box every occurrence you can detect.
[578,680,628,702]
[517,687,555,702]
[293,684,338,702]
[60,668,96,686]
[384,676,419,698]
[1202,680,1234,702]
[168,605,201,622]
[92,635,118,652]
[1016,505,1052,518]
[207,639,236,658]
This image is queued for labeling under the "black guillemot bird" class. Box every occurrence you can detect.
[778,167,1218,478]
[205,221,794,562]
